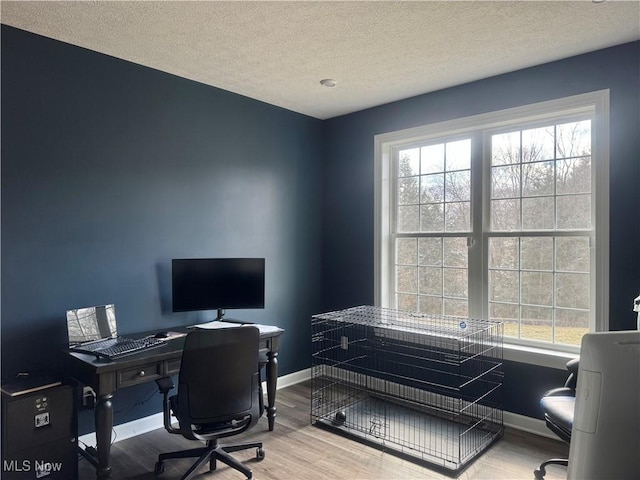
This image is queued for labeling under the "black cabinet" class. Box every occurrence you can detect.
[1,384,77,480]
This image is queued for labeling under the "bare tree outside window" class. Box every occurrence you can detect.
[379,91,607,355]
[489,120,592,346]
[392,119,593,348]
[394,140,470,317]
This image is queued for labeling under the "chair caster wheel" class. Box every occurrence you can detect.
[256,447,265,461]
[155,461,165,474]
[534,467,545,479]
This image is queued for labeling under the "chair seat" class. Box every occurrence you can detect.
[534,359,578,479]
[540,395,574,436]
[169,395,253,439]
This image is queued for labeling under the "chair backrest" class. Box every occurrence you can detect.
[177,326,260,426]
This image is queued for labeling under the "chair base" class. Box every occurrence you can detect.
[156,439,265,480]
[534,458,569,479]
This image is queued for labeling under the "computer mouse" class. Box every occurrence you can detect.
[154,331,170,339]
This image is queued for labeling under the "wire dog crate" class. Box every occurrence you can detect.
[311,306,503,475]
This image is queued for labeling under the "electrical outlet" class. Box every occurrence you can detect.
[82,386,96,408]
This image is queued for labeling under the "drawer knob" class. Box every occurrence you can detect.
[137,370,145,377]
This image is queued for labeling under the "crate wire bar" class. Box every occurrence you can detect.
[311,306,504,475]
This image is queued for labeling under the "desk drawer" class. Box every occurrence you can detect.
[118,363,162,388]
[165,358,181,376]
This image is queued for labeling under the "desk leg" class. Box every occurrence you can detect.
[95,393,113,479]
[265,351,278,431]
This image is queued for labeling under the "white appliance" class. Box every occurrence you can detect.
[568,330,640,480]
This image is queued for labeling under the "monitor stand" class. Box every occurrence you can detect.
[215,308,249,325]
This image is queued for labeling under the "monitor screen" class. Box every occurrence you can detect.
[171,258,265,316]
[66,304,117,346]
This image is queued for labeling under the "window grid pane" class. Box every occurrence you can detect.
[487,119,592,347]
[395,139,470,316]
[488,236,590,347]
[490,120,592,233]
[389,110,596,351]
[394,236,468,317]
[397,140,471,234]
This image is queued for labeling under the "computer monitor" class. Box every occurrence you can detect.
[171,258,265,320]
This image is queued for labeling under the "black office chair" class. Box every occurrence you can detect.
[534,357,579,479]
[155,327,265,480]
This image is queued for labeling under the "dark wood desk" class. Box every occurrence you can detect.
[62,323,284,479]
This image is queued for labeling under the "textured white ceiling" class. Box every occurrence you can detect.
[1,1,639,119]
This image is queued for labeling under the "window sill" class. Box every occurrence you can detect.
[503,342,578,370]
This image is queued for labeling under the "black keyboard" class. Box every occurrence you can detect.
[70,336,165,360]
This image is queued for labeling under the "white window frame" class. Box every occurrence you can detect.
[374,90,609,368]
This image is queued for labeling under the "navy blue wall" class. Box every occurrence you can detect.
[1,26,323,430]
[2,24,638,427]
[322,42,640,417]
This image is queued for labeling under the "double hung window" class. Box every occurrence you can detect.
[375,91,609,353]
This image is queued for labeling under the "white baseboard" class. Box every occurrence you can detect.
[78,368,313,447]
[275,367,310,389]
[79,368,555,446]
[78,412,164,449]
[504,411,556,440]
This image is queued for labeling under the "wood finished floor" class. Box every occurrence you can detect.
[79,381,569,480]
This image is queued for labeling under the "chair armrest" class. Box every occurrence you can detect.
[156,377,175,394]
[566,358,580,375]
[564,357,580,390]
[155,377,180,434]
[543,387,575,398]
